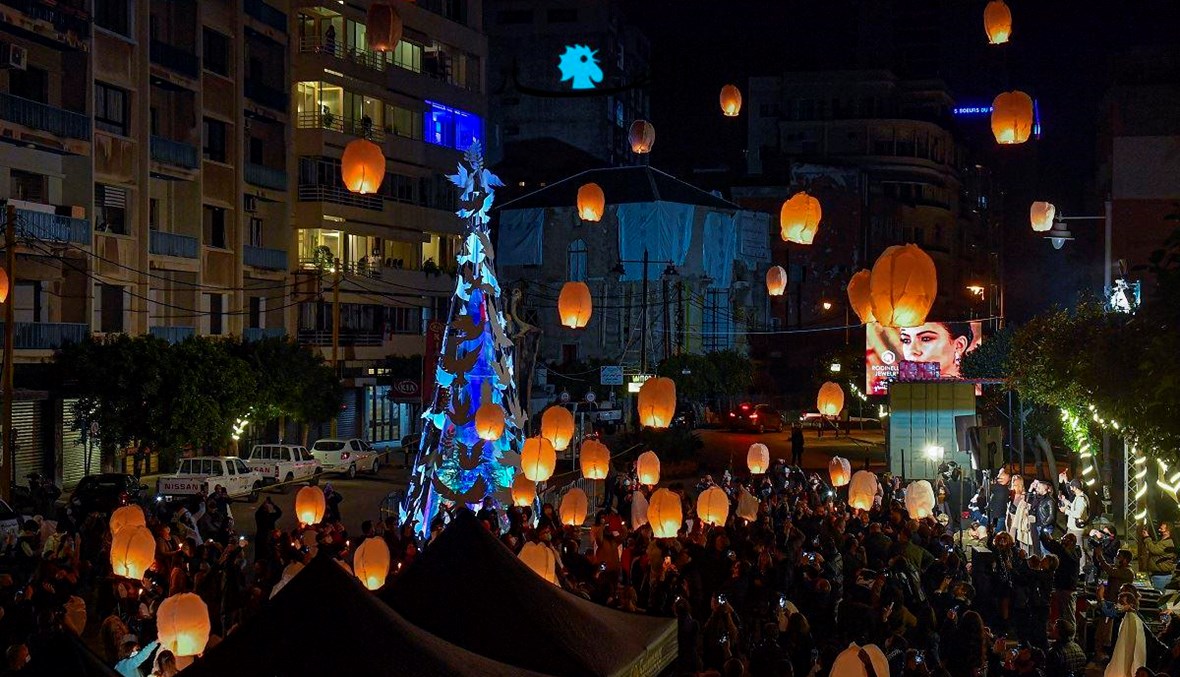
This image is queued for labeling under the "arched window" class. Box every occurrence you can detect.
[567,239,587,282]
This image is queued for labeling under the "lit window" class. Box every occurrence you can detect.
[424,100,483,151]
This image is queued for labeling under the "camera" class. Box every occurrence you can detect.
[716,593,727,604]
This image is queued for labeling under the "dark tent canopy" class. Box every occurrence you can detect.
[184,554,551,677]
[25,630,120,677]
[381,511,677,677]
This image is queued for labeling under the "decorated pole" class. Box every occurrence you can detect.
[402,143,526,536]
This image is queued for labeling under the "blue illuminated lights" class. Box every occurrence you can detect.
[425,101,484,152]
[952,106,993,116]
[557,44,603,90]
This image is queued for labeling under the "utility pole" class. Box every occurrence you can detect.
[1,203,15,504]
[330,258,341,437]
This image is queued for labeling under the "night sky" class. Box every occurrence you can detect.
[621,0,1180,321]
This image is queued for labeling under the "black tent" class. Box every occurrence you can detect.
[184,554,551,677]
[25,630,120,677]
[381,511,677,677]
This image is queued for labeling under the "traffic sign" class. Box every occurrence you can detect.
[600,366,623,386]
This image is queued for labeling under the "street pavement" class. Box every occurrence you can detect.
[693,426,886,476]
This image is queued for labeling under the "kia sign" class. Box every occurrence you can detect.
[391,379,421,399]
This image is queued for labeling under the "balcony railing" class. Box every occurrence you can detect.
[150,136,199,169]
[244,245,288,270]
[298,330,384,347]
[244,80,289,112]
[296,111,387,143]
[298,37,387,73]
[244,0,287,32]
[0,92,90,141]
[149,39,199,78]
[0,0,90,40]
[13,208,91,245]
[149,230,199,259]
[243,327,287,342]
[244,163,288,191]
[297,185,382,211]
[149,326,196,344]
[0,322,88,350]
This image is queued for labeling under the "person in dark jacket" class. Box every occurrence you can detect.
[790,422,805,467]
[989,469,1012,532]
[323,484,343,524]
[253,497,282,562]
[1031,481,1057,556]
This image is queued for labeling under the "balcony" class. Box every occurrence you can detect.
[244,163,288,191]
[244,80,288,112]
[298,36,386,74]
[296,111,386,143]
[150,136,199,170]
[0,92,90,141]
[298,330,384,347]
[13,208,90,245]
[244,0,287,32]
[149,230,199,259]
[243,326,287,342]
[0,322,88,350]
[298,185,382,211]
[244,245,288,271]
[150,39,199,78]
[0,0,90,43]
[150,326,195,344]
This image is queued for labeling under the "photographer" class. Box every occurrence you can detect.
[1137,522,1175,592]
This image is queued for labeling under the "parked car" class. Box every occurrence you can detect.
[157,457,265,502]
[310,438,381,479]
[728,403,785,433]
[246,444,321,488]
[68,473,147,516]
[671,403,698,430]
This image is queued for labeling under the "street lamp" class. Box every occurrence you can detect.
[1041,200,1113,291]
[821,300,833,311]
[966,285,985,298]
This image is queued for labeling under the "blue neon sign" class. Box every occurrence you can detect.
[424,101,483,151]
[557,44,603,90]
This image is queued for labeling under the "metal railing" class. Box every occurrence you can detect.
[244,163,288,191]
[297,330,384,347]
[14,208,90,245]
[0,0,90,40]
[295,111,387,143]
[0,92,90,141]
[244,0,287,32]
[149,326,196,344]
[0,322,88,350]
[297,185,382,211]
[149,39,199,78]
[244,245,287,270]
[244,80,288,112]
[150,135,199,169]
[149,230,199,259]
[243,327,287,342]
[298,37,387,73]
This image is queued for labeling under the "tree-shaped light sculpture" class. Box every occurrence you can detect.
[402,143,526,536]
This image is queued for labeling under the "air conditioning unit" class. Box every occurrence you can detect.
[243,195,258,213]
[2,44,28,71]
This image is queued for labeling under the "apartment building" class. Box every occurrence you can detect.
[289,0,487,442]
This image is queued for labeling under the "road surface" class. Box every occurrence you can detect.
[693,427,886,476]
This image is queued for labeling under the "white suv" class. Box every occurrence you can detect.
[246,444,321,487]
[309,438,380,479]
[157,456,264,501]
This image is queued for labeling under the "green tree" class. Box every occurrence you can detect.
[157,337,256,452]
[656,353,717,400]
[235,337,343,429]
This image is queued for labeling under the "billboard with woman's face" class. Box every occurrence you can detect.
[866,321,983,395]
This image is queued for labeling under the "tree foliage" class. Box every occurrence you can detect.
[656,350,753,402]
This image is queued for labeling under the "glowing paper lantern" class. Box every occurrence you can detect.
[0,268,8,304]
[832,642,889,677]
[829,456,852,487]
[109,505,146,536]
[474,400,505,441]
[511,474,536,507]
[1030,201,1056,232]
[577,183,605,221]
[868,244,938,328]
[541,406,575,451]
[990,90,1034,145]
[518,542,557,585]
[696,486,730,526]
[557,281,592,330]
[846,269,875,324]
[295,486,326,525]
[628,119,655,154]
[110,525,155,580]
[905,480,936,519]
[560,487,589,527]
[521,436,556,482]
[720,84,742,116]
[647,488,682,539]
[580,439,610,480]
[817,381,845,418]
[747,443,770,474]
[636,450,661,486]
[736,488,759,522]
[341,138,386,194]
[780,191,822,244]
[631,490,649,528]
[366,2,403,52]
[766,265,788,296]
[983,0,1012,45]
[353,537,391,591]
[637,377,676,428]
[848,471,879,511]
[157,593,210,657]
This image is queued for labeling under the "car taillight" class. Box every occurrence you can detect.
[750,413,759,419]
[729,413,736,417]
[340,452,350,460]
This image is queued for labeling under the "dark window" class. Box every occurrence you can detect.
[95,82,129,135]
[95,184,128,234]
[203,118,227,162]
[546,8,577,22]
[100,284,124,333]
[10,170,47,204]
[9,67,48,103]
[203,206,227,248]
[497,9,533,24]
[248,217,263,247]
[209,294,224,335]
[149,198,160,231]
[561,344,578,365]
[203,28,230,76]
[249,297,263,328]
[248,137,264,164]
[95,0,131,37]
